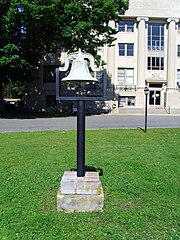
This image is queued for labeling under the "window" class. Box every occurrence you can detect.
[46,95,56,108]
[118,43,134,56]
[43,65,59,83]
[148,23,164,51]
[177,45,180,57]
[119,96,135,106]
[127,44,134,56]
[118,20,134,32]
[119,43,125,56]
[148,57,164,70]
[177,23,180,34]
[117,68,134,85]
[177,70,180,89]
[177,69,180,81]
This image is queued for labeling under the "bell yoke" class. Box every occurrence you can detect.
[60,49,98,83]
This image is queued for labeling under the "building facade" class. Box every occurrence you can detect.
[24,53,61,112]
[25,0,180,112]
[101,0,180,111]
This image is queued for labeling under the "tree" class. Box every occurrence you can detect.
[0,0,129,102]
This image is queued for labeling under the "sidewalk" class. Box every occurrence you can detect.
[111,107,180,116]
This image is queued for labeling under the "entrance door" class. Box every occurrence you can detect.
[149,90,161,105]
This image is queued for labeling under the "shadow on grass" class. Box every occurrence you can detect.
[137,127,146,133]
[70,166,103,176]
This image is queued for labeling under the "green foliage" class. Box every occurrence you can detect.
[3,80,26,99]
[0,128,179,239]
[0,0,129,97]
[0,44,27,67]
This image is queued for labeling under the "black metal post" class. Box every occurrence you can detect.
[77,100,86,177]
[145,93,148,132]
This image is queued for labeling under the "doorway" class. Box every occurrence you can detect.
[149,90,161,105]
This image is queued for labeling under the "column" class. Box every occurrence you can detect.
[136,17,149,108]
[166,18,179,109]
[137,17,149,89]
[167,18,179,89]
[107,21,116,85]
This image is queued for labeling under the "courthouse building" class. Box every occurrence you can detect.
[25,0,180,112]
[101,0,180,111]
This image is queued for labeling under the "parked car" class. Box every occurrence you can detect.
[3,99,18,112]
[101,103,111,114]
[0,99,23,113]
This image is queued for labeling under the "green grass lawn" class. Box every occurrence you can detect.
[0,128,179,240]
